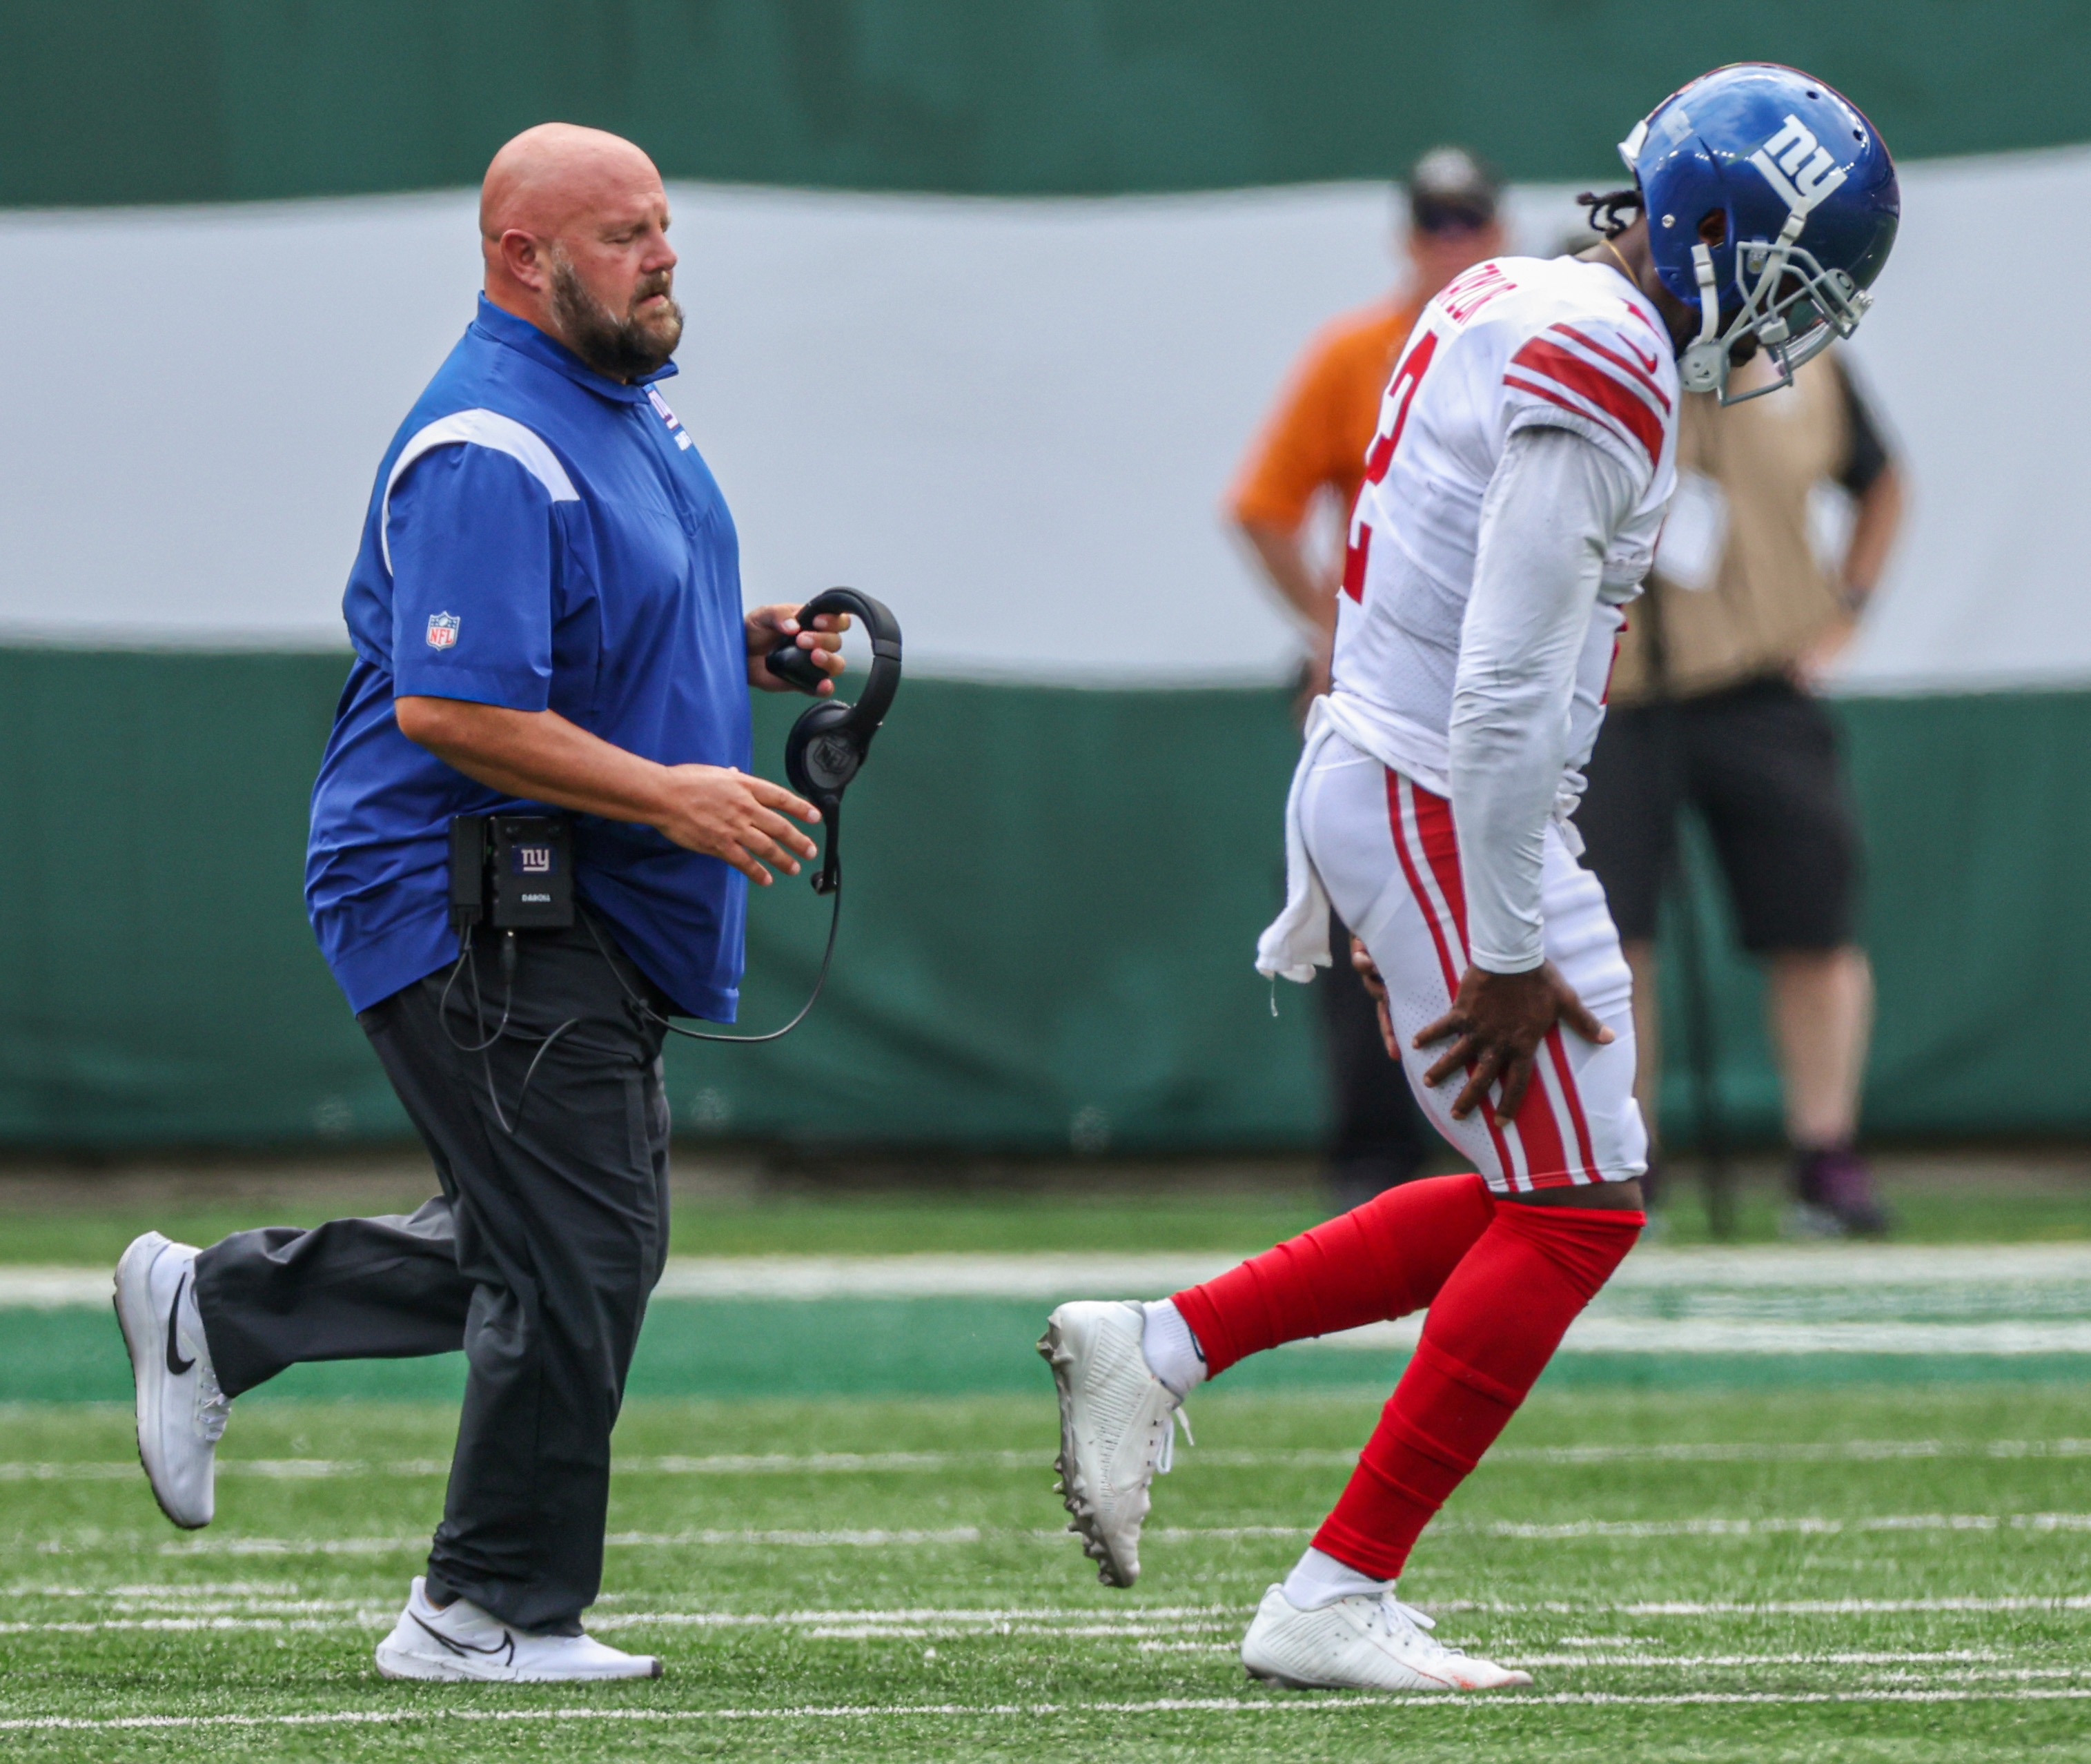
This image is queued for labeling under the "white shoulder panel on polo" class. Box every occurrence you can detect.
[380,408,580,574]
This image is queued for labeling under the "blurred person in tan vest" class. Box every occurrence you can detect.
[1575,349,1905,1236]
[1227,148,1505,1211]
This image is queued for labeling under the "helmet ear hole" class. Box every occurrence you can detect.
[1698,209,1727,247]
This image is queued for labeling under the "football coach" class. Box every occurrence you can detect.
[110,124,847,1682]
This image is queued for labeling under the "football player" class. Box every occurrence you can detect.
[1041,64,1898,1693]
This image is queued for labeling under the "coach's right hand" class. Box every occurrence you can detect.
[1415,963,1613,1128]
[649,764,821,886]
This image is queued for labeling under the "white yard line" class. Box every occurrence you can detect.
[141,1514,2091,1556]
[9,1687,2091,1730]
[17,1581,2091,1628]
[14,1593,2091,1632]
[12,1437,2091,1482]
[1435,1596,2091,1616]
[1328,1316,2091,1355]
[1475,1513,2091,1540]
[157,1529,994,1556]
[10,1243,2091,1309]
[1130,1647,2021,1667]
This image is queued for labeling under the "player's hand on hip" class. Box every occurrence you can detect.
[651,764,821,885]
[745,603,850,695]
[1350,936,1402,1063]
[1414,962,1614,1127]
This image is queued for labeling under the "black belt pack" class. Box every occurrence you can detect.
[448,814,574,933]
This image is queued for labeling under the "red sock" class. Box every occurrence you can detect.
[1170,1173,1495,1378]
[1313,1203,1643,1581]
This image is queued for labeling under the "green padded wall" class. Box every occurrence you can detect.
[1,647,2085,1152]
[1,1,2083,206]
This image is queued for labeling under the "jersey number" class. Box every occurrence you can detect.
[1342,330,1439,602]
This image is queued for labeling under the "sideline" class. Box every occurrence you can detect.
[10,1686,2091,1732]
[9,1243,2091,1309]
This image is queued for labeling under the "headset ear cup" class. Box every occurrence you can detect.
[785,700,862,801]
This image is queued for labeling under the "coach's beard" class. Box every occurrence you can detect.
[548,255,684,381]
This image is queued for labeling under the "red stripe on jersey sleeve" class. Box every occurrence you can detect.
[1342,520,1372,604]
[1505,337,1664,469]
[1548,324,1671,412]
[1502,375,1645,467]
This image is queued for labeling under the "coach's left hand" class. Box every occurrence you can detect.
[745,605,850,695]
[1415,963,1614,1128]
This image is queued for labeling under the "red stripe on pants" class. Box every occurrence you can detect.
[1547,1031,1599,1176]
[1387,775,1519,1179]
[1400,777,1595,1188]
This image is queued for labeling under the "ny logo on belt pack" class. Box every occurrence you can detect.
[426,611,460,650]
[1749,115,1849,225]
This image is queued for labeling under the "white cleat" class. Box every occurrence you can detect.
[1037,1300,1190,1587]
[112,1231,228,1529]
[1241,1583,1533,1692]
[374,1577,664,1682]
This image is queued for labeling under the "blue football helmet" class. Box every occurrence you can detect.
[1620,63,1899,403]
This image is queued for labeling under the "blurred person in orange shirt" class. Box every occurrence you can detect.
[1228,148,1505,1212]
[1231,149,1508,705]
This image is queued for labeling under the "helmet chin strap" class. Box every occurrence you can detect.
[1677,241,1727,395]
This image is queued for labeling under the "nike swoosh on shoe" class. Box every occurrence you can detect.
[164,1276,195,1376]
[412,1612,516,1667]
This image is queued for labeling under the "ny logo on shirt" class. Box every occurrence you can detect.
[646,386,696,451]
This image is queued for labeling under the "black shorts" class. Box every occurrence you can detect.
[1577,675,1862,953]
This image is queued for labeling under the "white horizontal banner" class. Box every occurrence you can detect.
[0,153,2082,688]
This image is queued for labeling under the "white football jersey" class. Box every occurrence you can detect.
[1329,255,1680,790]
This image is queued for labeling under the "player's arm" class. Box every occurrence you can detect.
[1415,424,1636,1121]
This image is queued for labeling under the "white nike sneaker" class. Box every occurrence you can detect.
[112,1231,228,1529]
[1037,1300,1190,1587]
[374,1577,663,1682]
[1240,1583,1532,1692]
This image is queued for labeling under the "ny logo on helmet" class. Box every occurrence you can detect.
[1749,116,1849,224]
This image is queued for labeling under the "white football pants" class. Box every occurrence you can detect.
[1299,736,1647,1194]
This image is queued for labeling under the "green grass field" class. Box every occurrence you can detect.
[4,1157,2090,1759]
[8,1386,2091,1760]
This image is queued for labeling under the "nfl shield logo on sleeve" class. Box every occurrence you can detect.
[426,611,460,650]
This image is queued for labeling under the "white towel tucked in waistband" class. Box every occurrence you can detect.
[1253,689,1591,985]
[1253,692,1437,984]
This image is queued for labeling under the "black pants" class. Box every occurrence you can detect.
[1319,910,1431,1211]
[193,918,671,1634]
[1578,674,1861,953]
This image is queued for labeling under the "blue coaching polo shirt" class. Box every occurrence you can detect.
[307,296,752,1021]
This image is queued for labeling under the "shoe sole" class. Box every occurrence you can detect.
[1244,1660,1523,1694]
[111,1233,207,1532]
[1244,1663,1326,1691]
[374,1641,663,1683]
[1036,1311,1137,1589]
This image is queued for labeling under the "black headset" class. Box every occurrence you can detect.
[765,586,903,896]
[588,586,903,1045]
[448,586,904,1113]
